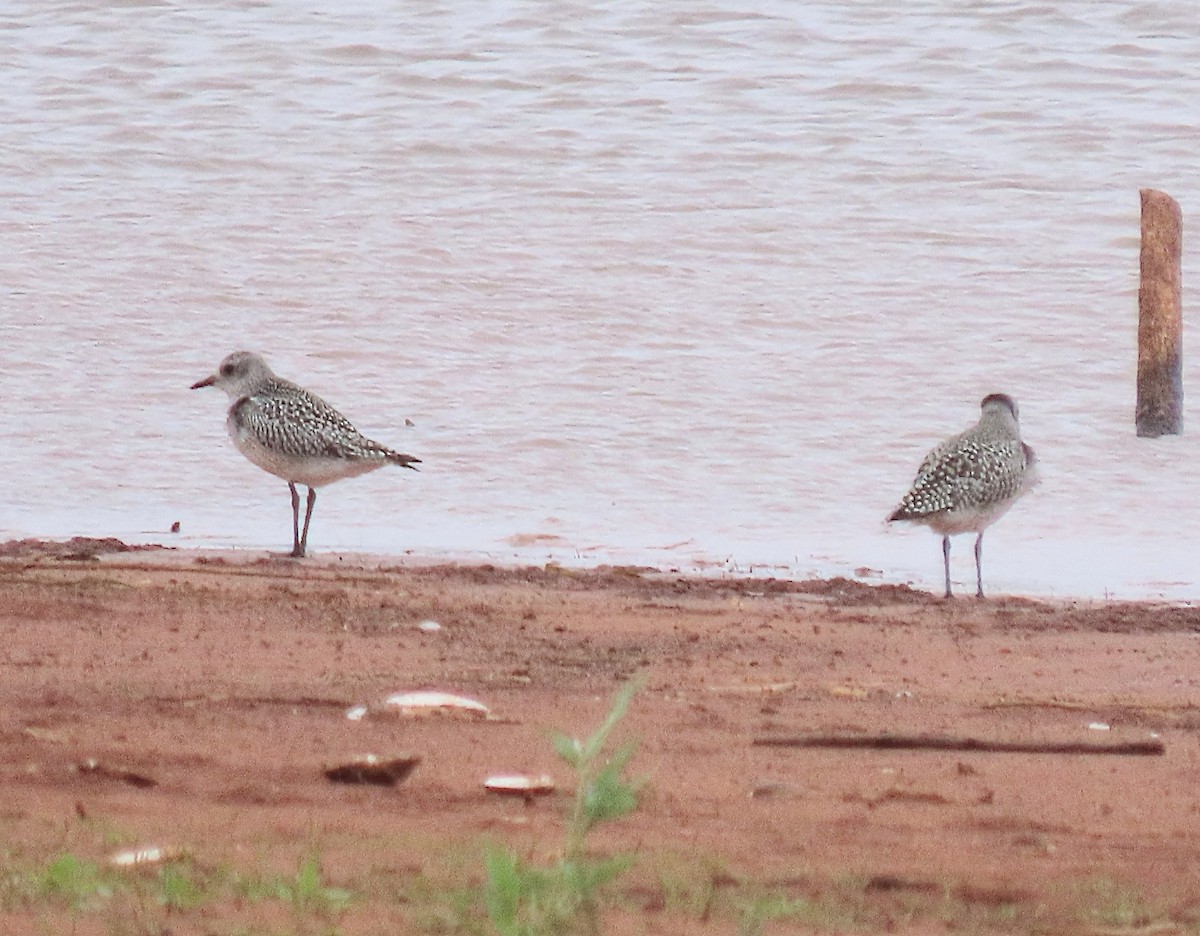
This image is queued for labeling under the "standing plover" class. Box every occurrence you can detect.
[192,351,420,557]
[888,393,1036,598]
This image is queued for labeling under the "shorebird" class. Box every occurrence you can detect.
[888,393,1037,599]
[192,351,420,558]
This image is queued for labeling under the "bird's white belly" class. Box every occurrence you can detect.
[925,500,1016,537]
[229,423,383,488]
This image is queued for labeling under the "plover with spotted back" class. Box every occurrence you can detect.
[192,351,420,558]
[888,393,1037,599]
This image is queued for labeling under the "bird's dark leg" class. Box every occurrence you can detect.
[289,482,303,557]
[942,535,953,599]
[974,532,985,599]
[297,486,317,558]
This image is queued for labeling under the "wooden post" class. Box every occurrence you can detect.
[1136,189,1183,437]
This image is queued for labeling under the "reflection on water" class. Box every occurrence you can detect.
[1,2,1198,599]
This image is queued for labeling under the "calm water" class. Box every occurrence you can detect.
[2,2,1198,599]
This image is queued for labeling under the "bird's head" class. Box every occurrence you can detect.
[191,351,276,398]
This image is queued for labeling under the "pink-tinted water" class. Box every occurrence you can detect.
[2,2,1198,599]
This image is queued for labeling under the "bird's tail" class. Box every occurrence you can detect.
[388,451,422,471]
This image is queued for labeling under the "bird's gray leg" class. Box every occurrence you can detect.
[974,532,985,599]
[289,482,303,557]
[297,486,317,558]
[942,535,953,599]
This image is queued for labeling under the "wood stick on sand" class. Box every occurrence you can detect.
[752,734,1164,756]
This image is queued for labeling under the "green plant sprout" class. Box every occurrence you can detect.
[485,677,643,936]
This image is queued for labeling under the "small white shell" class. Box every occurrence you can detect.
[109,846,177,868]
[417,620,442,632]
[383,691,490,717]
[347,691,491,721]
[485,774,555,796]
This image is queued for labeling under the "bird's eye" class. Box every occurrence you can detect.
[220,363,234,377]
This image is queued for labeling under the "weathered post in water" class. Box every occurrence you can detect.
[1136,188,1183,437]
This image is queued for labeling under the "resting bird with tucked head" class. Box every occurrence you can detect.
[888,393,1037,598]
[192,351,420,558]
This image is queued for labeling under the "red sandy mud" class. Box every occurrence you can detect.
[2,544,1200,933]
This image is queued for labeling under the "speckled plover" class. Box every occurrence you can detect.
[888,393,1037,598]
[192,351,419,557]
